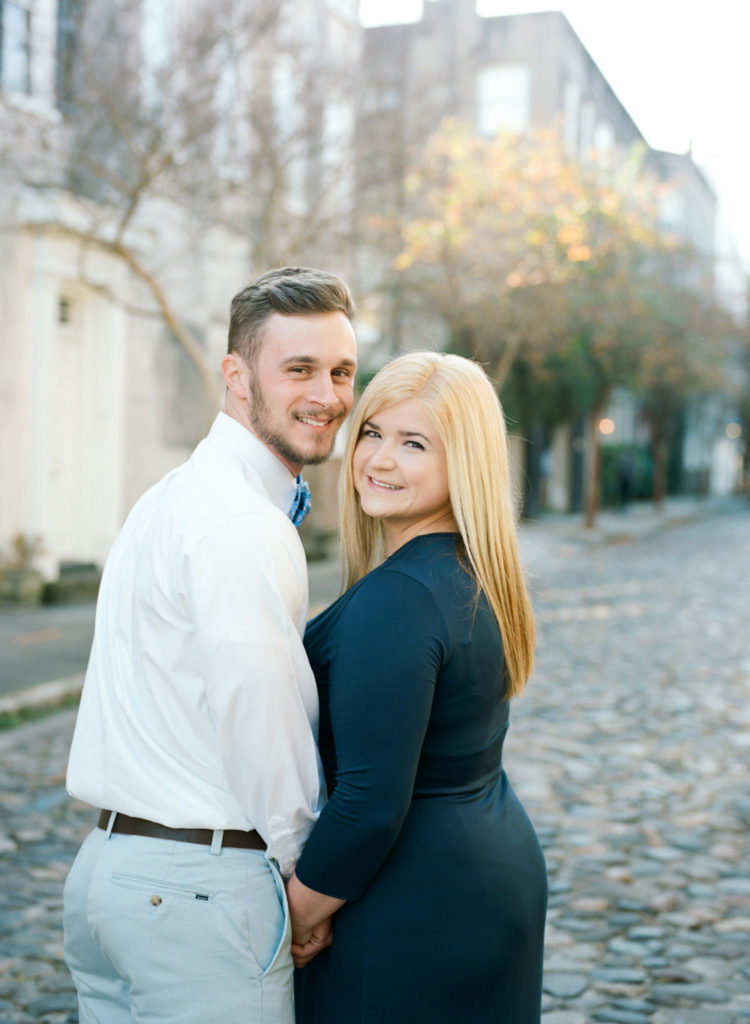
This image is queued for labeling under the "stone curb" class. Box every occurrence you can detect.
[0,673,83,717]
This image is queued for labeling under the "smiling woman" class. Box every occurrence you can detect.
[352,399,457,553]
[288,351,546,1024]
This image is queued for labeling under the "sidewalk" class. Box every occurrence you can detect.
[1,494,742,721]
[524,493,738,546]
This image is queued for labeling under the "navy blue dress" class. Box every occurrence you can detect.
[294,533,546,1023]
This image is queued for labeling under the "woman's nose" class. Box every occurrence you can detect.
[369,442,396,469]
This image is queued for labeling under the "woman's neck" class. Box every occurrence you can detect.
[383,512,458,557]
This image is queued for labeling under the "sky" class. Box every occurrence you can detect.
[358,0,750,280]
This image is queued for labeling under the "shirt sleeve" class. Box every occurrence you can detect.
[185,510,324,877]
[295,569,448,899]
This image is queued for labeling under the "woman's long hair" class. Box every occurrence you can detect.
[339,351,535,697]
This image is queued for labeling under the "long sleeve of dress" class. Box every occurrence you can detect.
[294,569,449,900]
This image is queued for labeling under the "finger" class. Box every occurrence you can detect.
[292,946,319,968]
[291,936,331,968]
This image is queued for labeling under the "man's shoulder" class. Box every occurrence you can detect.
[121,455,293,555]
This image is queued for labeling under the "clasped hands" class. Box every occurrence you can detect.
[290,915,334,968]
[286,871,345,968]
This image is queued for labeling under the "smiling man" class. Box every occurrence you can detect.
[63,267,357,1024]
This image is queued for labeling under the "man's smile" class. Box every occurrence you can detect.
[295,412,342,430]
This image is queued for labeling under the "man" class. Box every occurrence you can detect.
[63,267,357,1023]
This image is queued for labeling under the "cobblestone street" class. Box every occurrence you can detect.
[1,503,749,1023]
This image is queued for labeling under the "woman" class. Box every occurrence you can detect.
[288,352,547,1023]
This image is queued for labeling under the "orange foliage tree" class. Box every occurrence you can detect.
[391,118,729,524]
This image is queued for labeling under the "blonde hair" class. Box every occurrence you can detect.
[339,351,535,697]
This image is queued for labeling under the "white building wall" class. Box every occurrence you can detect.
[3,225,129,575]
[1,0,361,575]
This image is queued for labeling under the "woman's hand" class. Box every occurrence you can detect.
[291,917,334,968]
[286,871,346,966]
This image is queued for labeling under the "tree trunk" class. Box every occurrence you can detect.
[651,435,668,511]
[522,416,545,520]
[584,405,604,528]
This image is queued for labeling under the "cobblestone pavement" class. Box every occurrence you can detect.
[1,502,748,1022]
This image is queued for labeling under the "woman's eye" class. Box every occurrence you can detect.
[405,440,425,450]
[361,429,380,439]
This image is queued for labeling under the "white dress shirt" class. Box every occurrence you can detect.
[66,411,325,877]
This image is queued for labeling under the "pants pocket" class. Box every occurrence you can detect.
[239,857,290,976]
[256,857,291,978]
[111,873,216,905]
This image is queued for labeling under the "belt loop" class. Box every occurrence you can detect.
[210,829,224,856]
[105,810,117,839]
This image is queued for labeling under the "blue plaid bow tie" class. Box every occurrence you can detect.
[288,474,311,527]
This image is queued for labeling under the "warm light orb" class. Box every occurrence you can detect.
[725,422,742,440]
[598,418,616,436]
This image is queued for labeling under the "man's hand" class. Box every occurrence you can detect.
[291,917,333,968]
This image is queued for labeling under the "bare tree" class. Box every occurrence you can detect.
[5,0,359,433]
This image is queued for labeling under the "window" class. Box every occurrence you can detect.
[141,0,171,110]
[56,0,81,110]
[593,120,614,155]
[0,0,33,95]
[325,0,357,17]
[362,82,402,114]
[273,56,298,139]
[579,99,595,152]
[562,79,580,155]
[213,37,238,166]
[476,64,530,136]
[323,100,351,168]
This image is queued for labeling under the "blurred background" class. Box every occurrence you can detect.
[1,0,748,602]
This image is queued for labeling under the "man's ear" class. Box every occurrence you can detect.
[222,353,248,399]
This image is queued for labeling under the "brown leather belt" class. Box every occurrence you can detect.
[98,810,266,851]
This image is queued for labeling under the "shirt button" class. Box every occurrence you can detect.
[150,895,162,906]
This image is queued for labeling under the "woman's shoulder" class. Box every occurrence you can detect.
[306,574,366,637]
[307,535,467,635]
[382,533,470,593]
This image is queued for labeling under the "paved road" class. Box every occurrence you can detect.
[0,549,342,703]
[0,501,748,1022]
[0,604,96,697]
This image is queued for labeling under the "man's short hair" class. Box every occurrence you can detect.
[228,267,356,366]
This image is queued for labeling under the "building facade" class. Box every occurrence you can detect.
[355,0,734,511]
[1,0,741,580]
[0,0,360,577]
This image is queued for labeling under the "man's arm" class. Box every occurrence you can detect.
[186,511,324,876]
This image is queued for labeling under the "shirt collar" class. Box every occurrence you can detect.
[209,411,298,515]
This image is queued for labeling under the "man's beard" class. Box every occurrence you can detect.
[248,377,339,467]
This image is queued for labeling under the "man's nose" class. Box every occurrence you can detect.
[306,373,338,407]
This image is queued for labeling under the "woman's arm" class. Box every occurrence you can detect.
[295,571,447,899]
